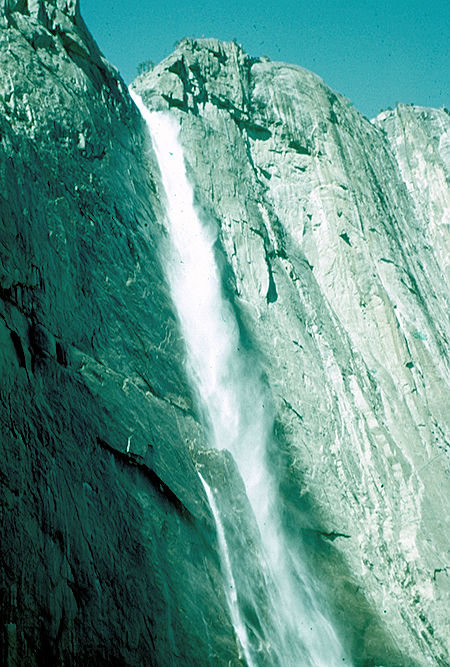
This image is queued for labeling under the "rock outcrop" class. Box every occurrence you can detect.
[133,38,450,665]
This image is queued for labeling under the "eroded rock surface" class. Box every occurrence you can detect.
[134,38,450,665]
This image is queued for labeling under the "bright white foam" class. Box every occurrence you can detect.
[131,89,350,666]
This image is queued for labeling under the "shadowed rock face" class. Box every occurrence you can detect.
[133,38,450,666]
[0,6,242,666]
[1,3,449,664]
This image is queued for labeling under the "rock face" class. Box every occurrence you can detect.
[133,39,450,665]
[0,6,242,666]
[1,3,449,664]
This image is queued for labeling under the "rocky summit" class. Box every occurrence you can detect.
[1,2,449,666]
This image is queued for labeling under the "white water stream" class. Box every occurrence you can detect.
[131,90,349,666]
[198,472,255,667]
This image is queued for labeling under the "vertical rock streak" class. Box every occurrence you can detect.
[131,90,348,666]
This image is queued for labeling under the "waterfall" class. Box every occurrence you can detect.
[198,472,255,667]
[131,90,350,666]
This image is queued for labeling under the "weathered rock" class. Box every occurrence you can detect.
[374,104,450,286]
[133,38,450,665]
[0,9,243,667]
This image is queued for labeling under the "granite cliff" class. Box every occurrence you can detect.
[133,39,450,666]
[0,3,241,665]
[135,40,450,665]
[1,3,449,666]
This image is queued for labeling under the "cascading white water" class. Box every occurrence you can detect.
[131,90,350,666]
[198,472,255,667]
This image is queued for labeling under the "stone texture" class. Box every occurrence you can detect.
[374,104,450,286]
[133,38,450,666]
[0,9,242,667]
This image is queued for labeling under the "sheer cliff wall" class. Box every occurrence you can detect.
[134,38,450,666]
[0,5,242,666]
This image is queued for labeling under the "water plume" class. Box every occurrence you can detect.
[131,89,349,666]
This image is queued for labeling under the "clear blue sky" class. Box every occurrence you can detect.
[80,0,449,119]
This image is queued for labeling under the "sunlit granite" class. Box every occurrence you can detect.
[134,38,450,666]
